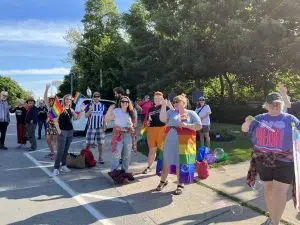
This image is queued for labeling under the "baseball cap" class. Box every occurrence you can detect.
[198,96,206,101]
[265,92,283,104]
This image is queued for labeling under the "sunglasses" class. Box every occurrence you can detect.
[94,96,100,98]
[121,101,129,104]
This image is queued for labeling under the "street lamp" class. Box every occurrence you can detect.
[77,45,103,88]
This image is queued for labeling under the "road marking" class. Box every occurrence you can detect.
[24,152,115,225]
[6,134,16,136]
[37,160,53,164]
[5,165,52,171]
[79,193,132,204]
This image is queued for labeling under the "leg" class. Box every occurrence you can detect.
[174,167,184,195]
[204,132,210,147]
[97,128,105,161]
[46,135,53,152]
[54,131,67,169]
[31,124,37,150]
[0,122,8,147]
[85,128,94,150]
[156,160,170,191]
[270,180,290,225]
[38,120,42,139]
[43,121,47,136]
[200,132,205,147]
[16,123,21,144]
[148,147,157,167]
[111,140,123,171]
[61,131,73,166]
[263,181,273,213]
[121,133,132,172]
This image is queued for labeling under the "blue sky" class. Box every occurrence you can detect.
[0,0,133,98]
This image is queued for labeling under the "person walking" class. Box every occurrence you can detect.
[85,92,107,165]
[0,91,10,150]
[136,95,153,123]
[10,99,27,148]
[242,92,300,225]
[37,100,48,139]
[195,96,212,147]
[25,96,38,151]
[51,94,85,177]
[155,94,201,195]
[105,95,137,173]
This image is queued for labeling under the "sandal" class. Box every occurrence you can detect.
[156,180,169,191]
[173,184,184,195]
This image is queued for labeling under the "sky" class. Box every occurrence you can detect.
[0,0,133,99]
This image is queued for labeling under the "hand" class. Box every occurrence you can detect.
[57,129,62,135]
[166,100,173,108]
[178,121,186,128]
[46,83,51,89]
[108,104,115,111]
[278,83,287,95]
[89,104,94,112]
[160,99,167,107]
[80,104,86,112]
[245,115,254,123]
[146,121,150,127]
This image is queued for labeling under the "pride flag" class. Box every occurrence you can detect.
[292,124,300,211]
[140,119,148,136]
[49,97,63,119]
[73,91,83,105]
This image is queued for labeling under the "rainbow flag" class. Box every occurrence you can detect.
[49,97,63,119]
[73,91,83,105]
[140,119,148,136]
[292,124,300,211]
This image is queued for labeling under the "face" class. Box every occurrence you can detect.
[114,91,121,99]
[173,99,185,111]
[120,98,129,109]
[49,98,54,106]
[28,100,34,106]
[1,93,8,100]
[154,95,163,106]
[65,96,73,106]
[199,100,205,106]
[267,102,282,115]
[93,95,100,103]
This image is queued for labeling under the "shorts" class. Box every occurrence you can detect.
[200,125,210,133]
[86,128,105,145]
[46,120,57,135]
[256,159,294,184]
[147,126,166,149]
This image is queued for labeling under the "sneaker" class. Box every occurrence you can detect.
[16,144,23,149]
[1,146,8,150]
[60,165,71,173]
[51,169,59,177]
[98,158,104,164]
[142,167,151,174]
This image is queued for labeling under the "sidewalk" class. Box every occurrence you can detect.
[90,142,290,225]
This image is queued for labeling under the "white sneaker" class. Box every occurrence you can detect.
[51,169,59,177]
[61,165,71,173]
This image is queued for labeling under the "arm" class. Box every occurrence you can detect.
[241,116,253,132]
[279,83,291,108]
[166,100,174,110]
[44,84,50,108]
[181,111,202,131]
[105,105,115,123]
[85,104,93,118]
[135,103,142,112]
[71,107,85,120]
[159,100,168,123]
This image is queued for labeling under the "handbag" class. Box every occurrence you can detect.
[66,153,85,169]
[196,160,209,180]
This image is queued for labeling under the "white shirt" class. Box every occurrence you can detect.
[113,108,137,128]
[195,105,211,126]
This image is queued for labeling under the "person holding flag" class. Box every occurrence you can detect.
[242,92,300,225]
[85,92,107,165]
[142,91,169,174]
[51,94,86,177]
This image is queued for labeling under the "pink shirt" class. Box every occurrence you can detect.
[138,100,153,115]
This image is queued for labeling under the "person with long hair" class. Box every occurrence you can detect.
[51,94,85,177]
[156,94,201,195]
[105,95,137,173]
[242,92,300,225]
[44,84,58,160]
[10,99,27,148]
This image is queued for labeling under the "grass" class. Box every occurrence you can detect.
[137,123,253,167]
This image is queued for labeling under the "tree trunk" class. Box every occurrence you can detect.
[223,73,234,103]
[219,74,225,104]
[195,77,201,89]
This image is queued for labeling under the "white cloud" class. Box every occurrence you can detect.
[0,67,70,75]
[0,19,81,47]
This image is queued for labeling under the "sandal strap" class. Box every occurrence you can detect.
[177,184,184,189]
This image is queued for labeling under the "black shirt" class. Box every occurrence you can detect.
[148,105,168,127]
[11,107,27,124]
[58,108,73,130]
[37,106,48,121]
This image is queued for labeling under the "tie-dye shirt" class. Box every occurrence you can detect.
[249,113,300,155]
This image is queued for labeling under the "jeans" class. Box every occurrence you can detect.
[0,122,8,147]
[111,132,132,172]
[38,120,47,138]
[25,123,37,150]
[54,130,73,169]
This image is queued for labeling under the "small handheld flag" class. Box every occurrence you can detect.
[49,97,63,119]
[73,91,83,105]
[249,115,275,133]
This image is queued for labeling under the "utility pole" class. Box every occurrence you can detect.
[70,73,73,95]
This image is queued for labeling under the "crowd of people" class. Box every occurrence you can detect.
[1,83,300,225]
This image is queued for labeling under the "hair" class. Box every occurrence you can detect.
[154,91,163,97]
[173,94,188,107]
[113,87,124,95]
[17,99,25,105]
[1,91,8,96]
[62,94,72,108]
[262,101,285,111]
[93,92,100,97]
[120,96,136,123]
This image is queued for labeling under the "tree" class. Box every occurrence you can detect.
[0,76,29,106]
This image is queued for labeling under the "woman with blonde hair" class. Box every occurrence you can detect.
[105,95,137,173]
[10,99,27,148]
[51,94,85,177]
[156,94,201,195]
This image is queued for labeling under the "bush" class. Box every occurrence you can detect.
[210,104,265,124]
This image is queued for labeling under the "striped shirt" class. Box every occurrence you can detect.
[86,103,107,129]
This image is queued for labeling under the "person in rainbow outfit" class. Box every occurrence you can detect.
[155,94,202,195]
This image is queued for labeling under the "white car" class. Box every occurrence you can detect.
[60,97,115,135]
